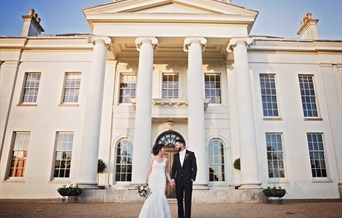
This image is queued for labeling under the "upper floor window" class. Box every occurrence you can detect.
[8,132,30,178]
[205,74,221,104]
[208,138,225,182]
[119,74,136,103]
[115,139,133,182]
[265,133,285,178]
[62,73,81,104]
[162,74,179,99]
[53,132,74,178]
[259,74,279,117]
[307,133,327,178]
[21,73,41,104]
[299,75,319,117]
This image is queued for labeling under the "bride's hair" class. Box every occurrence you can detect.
[152,144,164,155]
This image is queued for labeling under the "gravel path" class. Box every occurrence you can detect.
[0,199,341,218]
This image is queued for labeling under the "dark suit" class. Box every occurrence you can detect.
[171,150,197,218]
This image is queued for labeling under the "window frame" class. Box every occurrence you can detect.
[298,74,321,119]
[114,139,133,183]
[259,73,281,119]
[207,138,226,183]
[161,73,180,99]
[6,131,30,181]
[51,132,74,180]
[204,73,222,105]
[118,73,137,105]
[19,72,41,106]
[265,132,287,182]
[60,72,81,106]
[306,132,330,182]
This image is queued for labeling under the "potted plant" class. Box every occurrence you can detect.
[57,184,83,203]
[97,159,106,173]
[233,158,240,170]
[263,186,286,202]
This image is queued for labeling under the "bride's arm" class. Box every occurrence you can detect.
[165,159,172,184]
[145,155,154,184]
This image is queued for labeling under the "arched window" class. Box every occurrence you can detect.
[115,139,133,182]
[156,131,184,148]
[208,139,225,182]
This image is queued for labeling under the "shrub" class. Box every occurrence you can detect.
[263,186,286,199]
[233,158,240,170]
[57,184,82,202]
[97,159,106,173]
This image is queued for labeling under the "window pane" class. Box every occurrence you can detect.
[53,132,74,178]
[265,133,285,178]
[307,133,327,178]
[207,139,225,182]
[8,132,30,178]
[299,75,318,117]
[21,73,41,103]
[162,74,179,99]
[259,74,279,117]
[205,74,221,104]
[115,140,133,182]
[119,74,137,103]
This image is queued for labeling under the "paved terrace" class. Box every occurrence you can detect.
[0,199,341,218]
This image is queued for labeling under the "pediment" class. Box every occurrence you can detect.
[84,0,257,16]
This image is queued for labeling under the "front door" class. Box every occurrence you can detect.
[156,130,184,199]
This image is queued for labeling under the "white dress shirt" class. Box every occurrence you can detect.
[179,149,187,166]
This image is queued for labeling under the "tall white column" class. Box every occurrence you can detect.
[184,37,208,186]
[77,35,111,185]
[227,38,261,188]
[132,37,158,184]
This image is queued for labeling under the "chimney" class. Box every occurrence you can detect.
[297,12,319,40]
[21,9,45,37]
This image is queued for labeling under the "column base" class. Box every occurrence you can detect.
[193,184,209,190]
[77,184,99,189]
[338,182,342,199]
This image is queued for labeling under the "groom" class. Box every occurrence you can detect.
[170,139,197,218]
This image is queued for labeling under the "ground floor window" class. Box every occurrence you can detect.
[208,138,225,182]
[115,139,133,181]
[266,133,285,178]
[307,133,327,178]
[8,132,30,178]
[53,132,74,178]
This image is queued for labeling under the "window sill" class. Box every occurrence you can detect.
[304,117,323,121]
[312,178,333,183]
[59,103,79,107]
[49,179,70,184]
[263,117,283,121]
[4,178,25,183]
[267,178,288,184]
[17,103,38,107]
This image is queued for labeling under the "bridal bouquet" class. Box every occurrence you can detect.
[137,184,151,199]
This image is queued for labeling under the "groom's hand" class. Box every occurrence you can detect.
[170,179,175,188]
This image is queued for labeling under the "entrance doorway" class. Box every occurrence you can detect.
[156,130,184,198]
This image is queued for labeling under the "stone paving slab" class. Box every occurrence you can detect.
[0,199,341,218]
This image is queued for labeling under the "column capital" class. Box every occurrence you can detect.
[135,37,158,51]
[184,37,207,52]
[88,35,112,47]
[319,63,333,69]
[227,37,253,53]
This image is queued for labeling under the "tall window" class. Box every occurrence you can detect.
[299,75,318,117]
[266,133,285,178]
[53,132,74,178]
[205,74,221,104]
[21,73,41,103]
[8,132,30,178]
[62,73,81,103]
[119,74,136,103]
[259,74,279,117]
[208,139,225,182]
[307,133,327,178]
[162,74,179,99]
[115,139,133,182]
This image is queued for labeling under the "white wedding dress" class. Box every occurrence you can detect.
[138,158,171,218]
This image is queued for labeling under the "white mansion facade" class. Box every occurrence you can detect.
[0,0,341,202]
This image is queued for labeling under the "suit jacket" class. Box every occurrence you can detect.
[171,150,197,184]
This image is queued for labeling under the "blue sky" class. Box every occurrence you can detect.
[0,0,341,40]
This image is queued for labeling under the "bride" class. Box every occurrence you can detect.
[139,144,172,218]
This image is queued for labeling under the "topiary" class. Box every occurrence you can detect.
[233,158,240,170]
[97,159,106,173]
